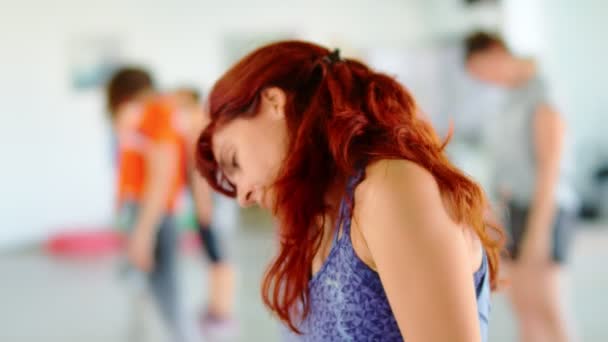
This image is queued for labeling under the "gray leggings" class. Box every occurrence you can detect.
[119,203,183,341]
[150,216,180,334]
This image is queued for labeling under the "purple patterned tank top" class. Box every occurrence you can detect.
[283,169,491,341]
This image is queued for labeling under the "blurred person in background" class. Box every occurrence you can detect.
[173,87,238,337]
[465,31,579,342]
[107,67,188,341]
[196,41,504,341]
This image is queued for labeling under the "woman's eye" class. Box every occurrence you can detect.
[231,154,239,169]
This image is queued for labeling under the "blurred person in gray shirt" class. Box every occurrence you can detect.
[465,31,578,342]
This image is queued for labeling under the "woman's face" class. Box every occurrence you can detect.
[467,48,513,86]
[212,87,289,209]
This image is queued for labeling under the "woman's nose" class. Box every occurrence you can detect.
[237,188,255,208]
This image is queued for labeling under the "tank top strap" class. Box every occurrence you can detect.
[474,249,488,289]
[331,194,347,244]
[338,168,366,237]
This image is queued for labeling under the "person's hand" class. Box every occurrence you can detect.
[127,229,156,273]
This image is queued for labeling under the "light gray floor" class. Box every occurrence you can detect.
[1,209,607,341]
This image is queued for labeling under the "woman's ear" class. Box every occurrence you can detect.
[261,87,287,119]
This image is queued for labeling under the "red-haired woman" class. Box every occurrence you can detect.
[196,41,504,341]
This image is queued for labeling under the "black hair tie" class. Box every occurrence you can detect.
[323,48,342,64]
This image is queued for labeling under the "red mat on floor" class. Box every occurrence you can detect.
[46,229,202,257]
[46,229,125,257]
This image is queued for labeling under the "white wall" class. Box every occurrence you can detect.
[0,0,433,248]
[542,0,608,197]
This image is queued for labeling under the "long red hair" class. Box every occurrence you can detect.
[196,41,504,332]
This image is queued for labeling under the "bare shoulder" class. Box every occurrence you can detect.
[363,159,436,186]
[353,160,484,340]
[354,159,482,273]
[355,159,442,216]
[352,159,449,241]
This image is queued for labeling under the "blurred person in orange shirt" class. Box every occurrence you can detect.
[465,32,578,342]
[107,67,188,341]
